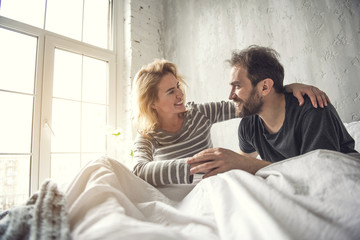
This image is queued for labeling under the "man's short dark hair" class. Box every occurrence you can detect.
[228,45,285,93]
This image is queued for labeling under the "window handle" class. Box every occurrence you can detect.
[44,120,55,136]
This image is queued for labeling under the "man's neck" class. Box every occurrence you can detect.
[258,93,286,134]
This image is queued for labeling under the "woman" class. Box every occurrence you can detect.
[132,59,328,186]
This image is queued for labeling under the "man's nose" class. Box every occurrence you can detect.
[229,90,235,100]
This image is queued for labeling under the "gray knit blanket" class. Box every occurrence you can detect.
[0,180,70,240]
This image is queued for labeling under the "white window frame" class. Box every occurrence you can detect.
[39,35,117,186]
[0,14,117,195]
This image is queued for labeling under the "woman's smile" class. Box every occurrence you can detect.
[175,100,184,107]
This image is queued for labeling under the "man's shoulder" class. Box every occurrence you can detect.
[286,92,324,115]
[239,115,260,133]
[285,92,312,109]
[285,92,340,129]
[289,92,336,113]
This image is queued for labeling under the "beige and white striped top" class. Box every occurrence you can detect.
[132,101,237,186]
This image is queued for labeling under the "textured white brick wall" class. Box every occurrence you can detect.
[117,0,165,153]
[129,0,164,79]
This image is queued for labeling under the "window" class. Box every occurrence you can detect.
[0,28,37,209]
[0,0,116,210]
[0,0,112,49]
[40,42,116,185]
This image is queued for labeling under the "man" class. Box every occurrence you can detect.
[187,45,358,178]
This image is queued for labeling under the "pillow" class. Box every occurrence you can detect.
[344,121,360,152]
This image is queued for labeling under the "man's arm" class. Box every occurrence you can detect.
[186,83,331,178]
[298,105,356,154]
[187,148,271,178]
[239,149,258,158]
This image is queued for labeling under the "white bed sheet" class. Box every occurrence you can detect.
[64,149,360,240]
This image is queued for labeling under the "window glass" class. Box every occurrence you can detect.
[81,103,107,152]
[51,99,81,153]
[0,155,30,211]
[45,0,83,41]
[81,153,103,167]
[0,92,33,153]
[0,0,114,210]
[1,0,112,49]
[0,0,46,28]
[53,49,82,101]
[50,50,109,181]
[51,153,81,186]
[50,152,103,186]
[83,0,110,48]
[82,56,108,104]
[0,28,37,94]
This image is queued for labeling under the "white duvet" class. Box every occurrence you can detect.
[64,150,360,240]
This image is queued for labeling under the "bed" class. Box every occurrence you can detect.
[1,121,360,240]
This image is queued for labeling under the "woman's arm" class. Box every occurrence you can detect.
[132,134,192,186]
[195,101,238,124]
[285,83,330,108]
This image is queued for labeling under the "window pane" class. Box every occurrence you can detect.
[0,92,33,153]
[53,49,82,100]
[81,153,103,167]
[50,153,104,187]
[1,0,112,49]
[81,103,107,152]
[0,0,46,28]
[0,28,37,94]
[0,155,30,211]
[45,0,83,41]
[51,153,80,186]
[83,56,108,104]
[51,99,81,152]
[83,0,110,49]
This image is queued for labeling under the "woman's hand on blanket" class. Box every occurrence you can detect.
[285,83,330,108]
[187,148,271,178]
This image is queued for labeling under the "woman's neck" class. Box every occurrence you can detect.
[159,113,185,133]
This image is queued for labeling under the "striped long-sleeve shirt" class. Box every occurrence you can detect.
[132,101,237,186]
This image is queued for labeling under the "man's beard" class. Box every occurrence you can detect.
[235,88,264,118]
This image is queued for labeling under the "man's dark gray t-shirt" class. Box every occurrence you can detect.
[238,92,357,162]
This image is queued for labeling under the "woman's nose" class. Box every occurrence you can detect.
[176,89,184,97]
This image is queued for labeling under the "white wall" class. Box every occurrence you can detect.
[161,0,360,151]
[115,0,165,162]
[124,0,360,152]
[118,0,164,140]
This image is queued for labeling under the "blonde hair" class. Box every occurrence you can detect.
[133,59,187,136]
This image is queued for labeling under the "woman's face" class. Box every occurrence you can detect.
[152,73,186,117]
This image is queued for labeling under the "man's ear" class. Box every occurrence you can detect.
[260,78,274,96]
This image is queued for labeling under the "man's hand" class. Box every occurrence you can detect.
[187,148,271,178]
[285,83,330,108]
